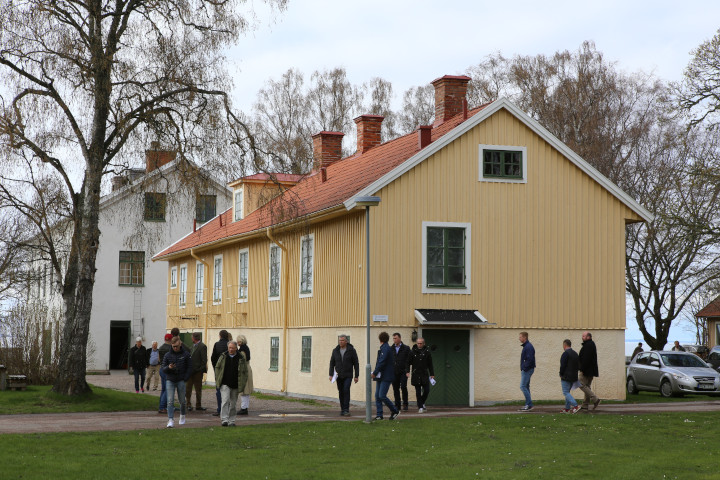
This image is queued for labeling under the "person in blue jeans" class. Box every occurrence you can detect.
[157,334,173,413]
[518,331,536,412]
[371,332,400,420]
[162,336,192,428]
[559,339,581,414]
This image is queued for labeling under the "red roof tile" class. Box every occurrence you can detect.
[154,105,489,260]
[696,295,720,318]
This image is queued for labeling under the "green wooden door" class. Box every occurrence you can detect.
[424,329,469,406]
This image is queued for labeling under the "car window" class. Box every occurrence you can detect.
[660,353,707,368]
[635,353,648,365]
[648,353,660,365]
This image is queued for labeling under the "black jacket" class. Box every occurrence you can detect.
[130,345,147,370]
[211,338,228,368]
[190,341,208,373]
[559,347,579,382]
[162,347,192,383]
[392,343,411,375]
[579,339,599,377]
[329,343,359,379]
[408,344,434,386]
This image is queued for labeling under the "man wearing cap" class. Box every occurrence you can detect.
[130,337,147,393]
[145,341,161,391]
[157,333,173,413]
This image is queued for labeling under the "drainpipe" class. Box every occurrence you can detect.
[190,248,210,381]
[266,227,290,393]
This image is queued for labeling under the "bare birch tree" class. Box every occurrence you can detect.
[676,28,720,129]
[0,0,286,396]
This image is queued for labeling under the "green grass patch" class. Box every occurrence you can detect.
[0,412,717,479]
[0,385,158,414]
[253,391,332,407]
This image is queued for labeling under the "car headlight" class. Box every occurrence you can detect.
[671,373,689,381]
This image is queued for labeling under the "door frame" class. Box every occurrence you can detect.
[419,327,475,407]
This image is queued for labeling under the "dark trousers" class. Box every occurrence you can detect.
[185,371,204,408]
[336,377,352,412]
[415,381,430,409]
[133,367,146,392]
[216,387,221,413]
[392,373,409,408]
[159,369,167,410]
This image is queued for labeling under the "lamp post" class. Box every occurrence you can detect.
[354,195,381,423]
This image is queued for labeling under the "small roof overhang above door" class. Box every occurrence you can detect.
[414,309,495,326]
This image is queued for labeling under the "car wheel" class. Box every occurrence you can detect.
[660,379,674,398]
[626,377,638,395]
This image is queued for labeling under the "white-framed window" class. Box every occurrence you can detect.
[268,243,281,300]
[238,248,249,302]
[478,144,527,183]
[195,262,204,305]
[179,264,187,307]
[213,255,223,304]
[299,234,314,298]
[170,266,177,289]
[234,188,244,222]
[421,221,471,295]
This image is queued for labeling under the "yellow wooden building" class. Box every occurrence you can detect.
[154,75,651,405]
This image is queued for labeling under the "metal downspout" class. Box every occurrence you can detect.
[190,248,210,381]
[266,227,290,393]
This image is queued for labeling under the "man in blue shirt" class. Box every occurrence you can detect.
[518,331,536,412]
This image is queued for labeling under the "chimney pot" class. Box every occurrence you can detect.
[145,143,177,173]
[321,167,327,183]
[431,75,471,125]
[353,114,384,154]
[312,131,344,171]
[418,125,432,149]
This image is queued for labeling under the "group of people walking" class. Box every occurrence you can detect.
[329,331,435,419]
[518,331,601,413]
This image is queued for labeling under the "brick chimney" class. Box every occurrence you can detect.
[145,141,177,173]
[431,75,471,125]
[354,115,384,154]
[418,125,432,149]
[312,131,344,171]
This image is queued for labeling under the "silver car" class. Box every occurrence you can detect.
[626,351,720,397]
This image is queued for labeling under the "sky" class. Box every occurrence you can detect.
[225,0,720,346]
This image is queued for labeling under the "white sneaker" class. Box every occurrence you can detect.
[179,415,186,425]
[418,408,424,413]
[166,419,174,428]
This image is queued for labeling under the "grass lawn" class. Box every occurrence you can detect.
[0,412,717,479]
[0,385,158,414]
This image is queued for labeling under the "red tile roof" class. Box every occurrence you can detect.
[696,295,720,318]
[153,105,489,260]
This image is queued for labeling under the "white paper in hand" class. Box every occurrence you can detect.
[331,370,338,383]
[430,378,437,386]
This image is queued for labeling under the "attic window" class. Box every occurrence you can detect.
[196,194,216,223]
[234,188,244,222]
[144,192,166,222]
[479,145,527,183]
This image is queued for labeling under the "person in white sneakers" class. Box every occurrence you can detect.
[407,337,434,414]
[214,340,249,427]
[162,336,192,428]
[559,339,581,414]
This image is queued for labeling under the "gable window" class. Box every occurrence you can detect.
[421,222,471,295]
[268,244,281,300]
[170,266,177,289]
[196,194,217,223]
[234,188,244,222]
[213,255,223,304]
[179,264,187,306]
[299,234,314,297]
[270,336,279,372]
[478,145,527,183]
[238,248,249,302]
[119,251,145,286]
[195,262,204,305]
[144,192,166,221]
[301,336,312,372]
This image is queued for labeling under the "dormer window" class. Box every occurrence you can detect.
[234,187,244,222]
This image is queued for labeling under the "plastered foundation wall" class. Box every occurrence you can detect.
[473,328,626,403]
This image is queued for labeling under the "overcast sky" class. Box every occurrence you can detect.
[228,0,720,115]
[226,0,718,346]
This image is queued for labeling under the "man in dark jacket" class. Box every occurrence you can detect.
[371,332,400,420]
[518,332,536,412]
[162,336,192,428]
[407,337,434,413]
[559,339,580,414]
[130,337,147,393]
[157,333,172,414]
[578,331,600,410]
[185,332,208,411]
[329,335,359,416]
[210,329,230,416]
[391,332,411,411]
